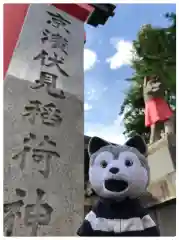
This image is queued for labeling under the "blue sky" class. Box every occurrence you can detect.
[84,3,176,144]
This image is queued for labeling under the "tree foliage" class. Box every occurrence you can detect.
[120,12,176,143]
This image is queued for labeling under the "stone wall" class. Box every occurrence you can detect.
[149,200,176,236]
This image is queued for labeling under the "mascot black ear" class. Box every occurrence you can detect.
[88,136,109,156]
[125,134,147,156]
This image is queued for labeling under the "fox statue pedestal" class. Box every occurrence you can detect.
[147,135,176,182]
[141,135,176,236]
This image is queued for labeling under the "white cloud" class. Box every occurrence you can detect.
[86,86,108,101]
[106,39,134,69]
[84,103,92,111]
[103,86,108,92]
[85,115,127,145]
[84,48,97,72]
[86,88,97,100]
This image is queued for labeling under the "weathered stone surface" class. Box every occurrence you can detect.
[4,4,84,236]
[147,136,175,182]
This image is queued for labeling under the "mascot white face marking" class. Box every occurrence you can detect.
[88,135,150,200]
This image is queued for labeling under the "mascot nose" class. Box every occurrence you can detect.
[109,167,119,174]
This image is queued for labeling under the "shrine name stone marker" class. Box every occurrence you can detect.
[4,4,84,236]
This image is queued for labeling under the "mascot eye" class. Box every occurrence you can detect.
[125,159,133,167]
[100,160,108,168]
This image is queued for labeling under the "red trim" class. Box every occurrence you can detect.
[3,4,29,78]
[52,4,94,22]
[3,4,91,79]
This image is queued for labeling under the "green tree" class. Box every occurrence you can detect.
[120,12,176,143]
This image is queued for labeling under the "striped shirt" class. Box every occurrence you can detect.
[77,198,160,236]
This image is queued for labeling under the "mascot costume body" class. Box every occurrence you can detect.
[77,135,160,236]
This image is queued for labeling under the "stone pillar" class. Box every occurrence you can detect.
[4,4,84,236]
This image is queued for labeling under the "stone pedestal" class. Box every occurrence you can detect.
[4,4,84,236]
[141,137,176,236]
[147,136,176,182]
